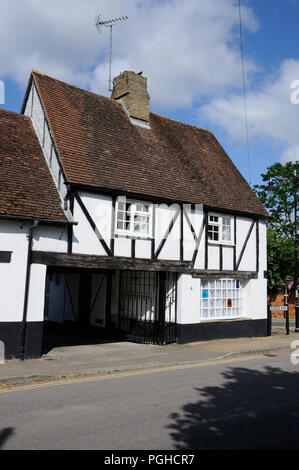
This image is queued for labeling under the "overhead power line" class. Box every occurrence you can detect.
[238,0,252,186]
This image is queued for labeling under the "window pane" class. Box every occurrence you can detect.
[116,202,131,232]
[209,215,219,223]
[222,217,231,241]
[136,203,149,213]
[134,214,149,235]
[117,220,124,230]
[208,224,219,241]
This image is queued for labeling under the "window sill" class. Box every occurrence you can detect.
[208,241,235,247]
[115,232,152,241]
[200,317,250,323]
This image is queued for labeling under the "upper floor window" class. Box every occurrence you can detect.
[208,213,233,244]
[115,198,152,237]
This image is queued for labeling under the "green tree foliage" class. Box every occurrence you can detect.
[254,161,299,290]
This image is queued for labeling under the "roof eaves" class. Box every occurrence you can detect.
[29,71,69,180]
[0,213,71,225]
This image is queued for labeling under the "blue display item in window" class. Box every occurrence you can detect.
[236,280,240,289]
[202,289,209,299]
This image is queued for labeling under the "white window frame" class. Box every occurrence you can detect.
[207,212,234,245]
[200,279,243,320]
[115,197,153,238]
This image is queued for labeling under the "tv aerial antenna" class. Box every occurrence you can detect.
[95,15,128,93]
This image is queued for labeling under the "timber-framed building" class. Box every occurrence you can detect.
[0,70,268,358]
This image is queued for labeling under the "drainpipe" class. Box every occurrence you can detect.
[19,220,39,360]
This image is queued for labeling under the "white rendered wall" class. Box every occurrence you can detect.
[72,192,112,256]
[177,275,201,325]
[0,221,28,322]
[244,220,267,320]
[155,204,180,261]
[0,222,52,324]
[33,225,68,253]
[193,208,205,270]
[222,246,234,270]
[237,217,257,272]
[114,237,132,258]
[183,205,201,262]
[178,218,267,325]
[24,82,67,203]
[135,239,152,259]
[177,274,267,326]
[26,264,47,322]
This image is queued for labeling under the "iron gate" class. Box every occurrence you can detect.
[118,271,177,344]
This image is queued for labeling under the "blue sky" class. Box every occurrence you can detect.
[1,0,298,188]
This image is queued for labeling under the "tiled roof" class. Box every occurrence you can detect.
[0,108,67,222]
[29,71,268,217]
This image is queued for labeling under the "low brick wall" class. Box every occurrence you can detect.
[268,291,295,317]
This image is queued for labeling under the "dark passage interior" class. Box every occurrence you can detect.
[42,267,178,354]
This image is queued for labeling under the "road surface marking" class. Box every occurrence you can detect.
[0,354,263,395]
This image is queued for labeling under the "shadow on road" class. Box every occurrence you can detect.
[0,427,14,449]
[168,365,299,450]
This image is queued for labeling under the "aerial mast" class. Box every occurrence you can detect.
[95,15,128,93]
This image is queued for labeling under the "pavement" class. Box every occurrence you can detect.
[0,320,297,386]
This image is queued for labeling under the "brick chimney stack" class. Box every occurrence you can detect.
[112,71,150,126]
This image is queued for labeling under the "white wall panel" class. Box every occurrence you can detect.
[222,245,234,271]
[177,275,201,325]
[26,264,47,322]
[114,237,131,258]
[24,82,67,201]
[154,204,179,260]
[238,225,256,272]
[207,244,220,270]
[135,239,151,259]
[0,221,28,322]
[33,225,68,253]
[80,192,113,247]
[72,197,108,256]
[183,205,201,262]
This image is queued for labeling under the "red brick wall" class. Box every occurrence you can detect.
[268,291,295,317]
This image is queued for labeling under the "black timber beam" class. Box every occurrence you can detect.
[192,270,258,280]
[31,251,192,273]
[32,252,258,279]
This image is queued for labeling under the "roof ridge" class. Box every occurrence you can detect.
[150,111,213,134]
[0,107,30,120]
[32,70,120,107]
[32,71,214,133]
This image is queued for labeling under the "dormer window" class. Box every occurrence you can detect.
[115,198,152,237]
[208,213,233,244]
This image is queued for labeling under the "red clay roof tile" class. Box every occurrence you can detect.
[0,108,67,222]
[31,71,268,217]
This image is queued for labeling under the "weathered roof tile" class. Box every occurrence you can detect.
[0,108,67,222]
[31,71,268,217]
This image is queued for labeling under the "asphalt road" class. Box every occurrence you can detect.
[0,349,299,450]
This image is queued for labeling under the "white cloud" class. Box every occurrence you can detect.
[3,0,297,165]
[0,0,258,108]
[200,58,299,163]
